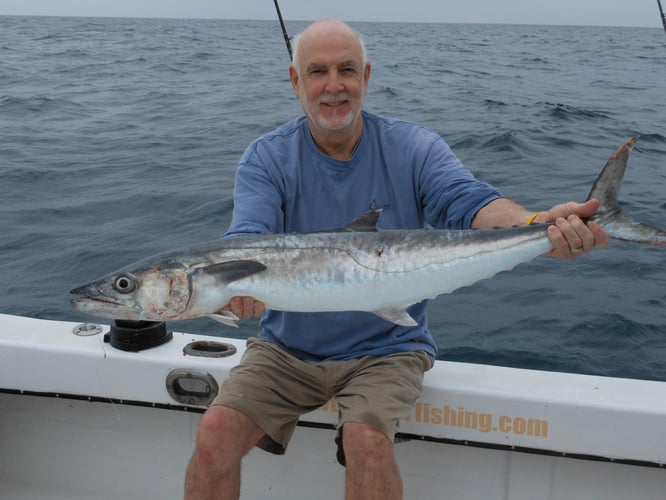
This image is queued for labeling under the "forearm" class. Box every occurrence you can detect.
[472,197,610,259]
[471,198,534,229]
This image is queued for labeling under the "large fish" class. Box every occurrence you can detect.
[71,138,665,326]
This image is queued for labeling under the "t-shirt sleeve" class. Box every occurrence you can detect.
[223,142,285,238]
[416,132,501,230]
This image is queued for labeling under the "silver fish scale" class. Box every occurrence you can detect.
[208,225,551,272]
[215,225,553,314]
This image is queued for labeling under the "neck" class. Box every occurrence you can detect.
[309,118,363,161]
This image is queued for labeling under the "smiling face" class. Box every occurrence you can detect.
[289,20,371,147]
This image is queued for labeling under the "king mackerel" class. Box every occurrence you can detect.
[71,138,665,326]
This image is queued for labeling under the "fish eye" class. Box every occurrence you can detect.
[113,274,136,293]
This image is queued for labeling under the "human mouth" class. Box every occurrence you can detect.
[323,100,346,105]
[319,95,350,107]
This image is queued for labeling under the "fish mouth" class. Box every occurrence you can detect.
[70,285,124,307]
[69,289,132,320]
[69,296,123,307]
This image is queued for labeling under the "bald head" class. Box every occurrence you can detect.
[291,19,368,76]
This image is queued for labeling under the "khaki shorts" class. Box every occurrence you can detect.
[212,337,432,462]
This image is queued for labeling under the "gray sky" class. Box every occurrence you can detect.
[1,0,662,28]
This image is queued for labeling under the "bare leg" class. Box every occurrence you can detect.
[342,422,402,500]
[185,406,265,500]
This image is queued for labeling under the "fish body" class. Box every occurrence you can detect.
[71,138,665,326]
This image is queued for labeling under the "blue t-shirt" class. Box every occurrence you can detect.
[225,111,501,361]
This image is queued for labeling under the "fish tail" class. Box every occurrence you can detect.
[587,137,666,246]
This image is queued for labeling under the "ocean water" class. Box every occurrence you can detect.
[1,16,665,380]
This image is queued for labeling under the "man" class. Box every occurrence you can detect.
[185,19,608,500]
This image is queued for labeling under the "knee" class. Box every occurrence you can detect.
[193,406,260,465]
[342,422,394,467]
[197,406,230,447]
[192,407,229,466]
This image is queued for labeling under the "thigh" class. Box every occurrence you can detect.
[334,351,432,442]
[212,338,333,453]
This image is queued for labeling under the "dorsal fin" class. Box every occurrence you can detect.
[341,209,383,232]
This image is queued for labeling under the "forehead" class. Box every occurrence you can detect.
[298,24,364,67]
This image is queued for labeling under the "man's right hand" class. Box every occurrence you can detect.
[223,296,265,320]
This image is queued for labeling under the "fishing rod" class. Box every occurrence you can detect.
[658,0,666,35]
[272,0,293,60]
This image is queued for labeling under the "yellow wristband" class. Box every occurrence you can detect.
[524,212,544,226]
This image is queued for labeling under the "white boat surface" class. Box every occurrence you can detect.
[1,312,664,499]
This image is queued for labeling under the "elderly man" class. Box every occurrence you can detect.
[185,19,608,500]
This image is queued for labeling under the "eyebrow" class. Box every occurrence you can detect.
[306,60,359,73]
[306,63,326,73]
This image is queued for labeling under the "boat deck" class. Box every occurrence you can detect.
[1,314,665,499]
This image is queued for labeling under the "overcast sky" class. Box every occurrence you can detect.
[1,0,663,28]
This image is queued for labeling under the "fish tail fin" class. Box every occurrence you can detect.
[587,136,666,246]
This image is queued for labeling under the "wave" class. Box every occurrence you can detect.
[0,95,86,115]
[438,346,568,373]
[483,99,508,107]
[450,130,534,157]
[539,101,611,121]
[148,62,187,74]
[372,86,403,98]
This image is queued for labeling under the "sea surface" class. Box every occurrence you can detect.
[1,16,665,380]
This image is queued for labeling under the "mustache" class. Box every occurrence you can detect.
[317,94,351,105]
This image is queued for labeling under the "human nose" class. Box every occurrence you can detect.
[323,69,344,93]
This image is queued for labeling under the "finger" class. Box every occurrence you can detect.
[587,221,610,248]
[547,223,575,259]
[253,300,265,317]
[223,296,243,317]
[567,215,595,252]
[572,199,600,219]
[241,296,256,319]
[546,199,600,221]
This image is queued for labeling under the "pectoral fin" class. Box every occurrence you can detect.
[208,310,240,328]
[202,260,267,283]
[373,308,418,326]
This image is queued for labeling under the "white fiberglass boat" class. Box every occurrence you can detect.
[1,313,664,499]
